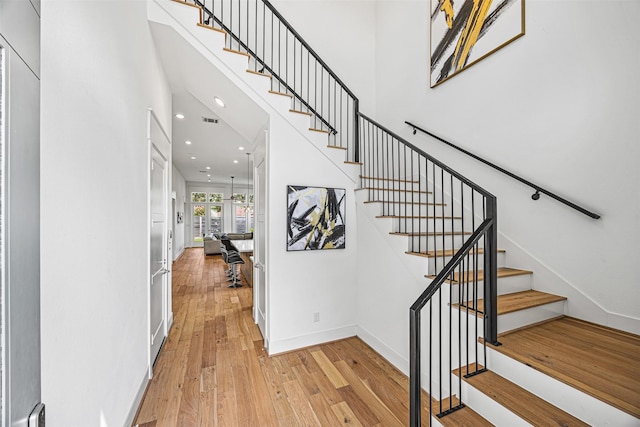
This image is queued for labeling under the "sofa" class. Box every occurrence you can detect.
[203,232,253,255]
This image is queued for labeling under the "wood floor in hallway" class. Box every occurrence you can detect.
[133,248,426,427]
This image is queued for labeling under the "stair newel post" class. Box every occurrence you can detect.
[353,98,360,163]
[409,305,421,427]
[484,195,500,346]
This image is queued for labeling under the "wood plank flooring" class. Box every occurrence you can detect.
[492,316,640,419]
[133,248,431,426]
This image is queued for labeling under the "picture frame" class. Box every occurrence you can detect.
[430,0,525,87]
[286,185,346,251]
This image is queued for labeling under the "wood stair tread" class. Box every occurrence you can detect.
[360,175,420,183]
[454,364,590,426]
[246,69,271,78]
[361,186,432,194]
[436,395,492,426]
[196,23,227,35]
[344,161,363,165]
[327,145,347,150]
[376,215,462,220]
[268,90,292,98]
[391,231,471,237]
[454,290,566,317]
[407,248,505,258]
[364,200,446,206]
[427,267,532,283]
[289,109,311,116]
[223,47,250,57]
[489,316,640,419]
[309,127,329,133]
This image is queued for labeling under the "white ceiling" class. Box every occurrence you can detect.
[150,22,269,184]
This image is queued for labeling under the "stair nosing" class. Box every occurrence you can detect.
[406,248,506,258]
[196,22,227,35]
[246,69,271,78]
[360,175,420,184]
[223,47,250,58]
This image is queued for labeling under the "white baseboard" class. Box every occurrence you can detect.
[125,370,149,427]
[267,325,357,355]
[356,325,409,376]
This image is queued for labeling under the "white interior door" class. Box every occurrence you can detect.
[254,158,267,340]
[1,36,43,426]
[149,145,168,373]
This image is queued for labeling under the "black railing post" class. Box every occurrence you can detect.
[484,196,500,345]
[410,307,421,427]
[353,98,360,162]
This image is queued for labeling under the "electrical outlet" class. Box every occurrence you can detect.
[313,312,320,323]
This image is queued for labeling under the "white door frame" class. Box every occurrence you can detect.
[147,110,173,378]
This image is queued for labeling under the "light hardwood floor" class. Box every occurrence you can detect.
[133,248,428,426]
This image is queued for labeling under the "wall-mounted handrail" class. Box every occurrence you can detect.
[405,121,601,219]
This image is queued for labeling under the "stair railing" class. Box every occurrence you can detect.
[188,0,360,161]
[359,114,499,426]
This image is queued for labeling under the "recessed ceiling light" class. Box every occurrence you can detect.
[233,160,238,164]
[190,156,197,160]
[238,146,245,150]
[175,113,185,119]
[207,174,211,177]
[214,96,226,108]
[206,166,211,170]
[185,140,192,145]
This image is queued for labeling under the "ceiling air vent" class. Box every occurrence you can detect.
[202,117,219,124]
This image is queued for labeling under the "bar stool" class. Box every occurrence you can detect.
[221,239,244,288]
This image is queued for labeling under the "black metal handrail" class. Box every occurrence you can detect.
[406,121,601,219]
[359,114,498,426]
[187,0,360,160]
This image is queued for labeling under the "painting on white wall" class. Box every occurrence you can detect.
[430,0,525,87]
[287,185,346,251]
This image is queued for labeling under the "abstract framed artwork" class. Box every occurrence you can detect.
[286,185,346,251]
[430,0,525,87]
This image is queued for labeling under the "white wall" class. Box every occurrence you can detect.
[270,0,377,114]
[371,0,640,328]
[40,1,172,425]
[172,165,186,260]
[266,112,359,354]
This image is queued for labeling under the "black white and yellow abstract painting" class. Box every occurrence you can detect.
[430,0,525,87]
[287,185,346,251]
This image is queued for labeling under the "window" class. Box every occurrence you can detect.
[209,193,223,203]
[193,205,205,242]
[209,205,223,233]
[191,192,206,203]
[233,192,254,233]
[191,192,224,244]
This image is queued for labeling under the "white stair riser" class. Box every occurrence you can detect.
[444,271,531,304]
[358,180,427,191]
[368,203,454,218]
[407,234,469,251]
[487,348,639,426]
[426,251,507,276]
[360,189,435,203]
[193,25,227,52]
[497,301,564,334]
[242,71,273,95]
[458,378,532,426]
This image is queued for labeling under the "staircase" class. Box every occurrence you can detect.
[149,1,640,425]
